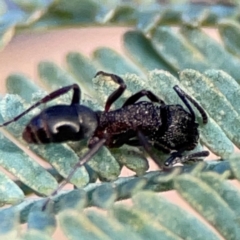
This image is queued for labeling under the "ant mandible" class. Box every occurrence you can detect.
[0,71,209,209]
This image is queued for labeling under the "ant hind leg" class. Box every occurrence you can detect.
[0,84,81,127]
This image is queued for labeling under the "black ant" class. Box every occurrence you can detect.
[0,71,209,209]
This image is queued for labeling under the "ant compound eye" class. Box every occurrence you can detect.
[164,161,171,168]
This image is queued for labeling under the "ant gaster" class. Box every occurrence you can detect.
[0,71,209,208]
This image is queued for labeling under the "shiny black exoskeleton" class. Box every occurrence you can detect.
[0,71,209,205]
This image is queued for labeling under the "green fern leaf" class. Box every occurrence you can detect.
[1,2,240,239]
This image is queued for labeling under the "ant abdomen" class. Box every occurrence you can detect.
[23,105,98,144]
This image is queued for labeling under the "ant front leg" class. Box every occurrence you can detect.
[164,150,209,167]
[122,89,165,107]
[95,71,126,112]
[0,84,81,127]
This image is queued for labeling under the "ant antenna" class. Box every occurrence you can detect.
[173,85,208,124]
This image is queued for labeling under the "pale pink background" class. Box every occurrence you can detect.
[0,27,235,239]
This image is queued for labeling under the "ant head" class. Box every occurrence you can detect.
[22,105,99,144]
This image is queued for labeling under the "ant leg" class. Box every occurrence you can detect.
[95,71,126,112]
[110,134,140,148]
[152,142,171,154]
[137,130,165,168]
[0,84,81,127]
[173,85,208,124]
[164,150,209,168]
[123,139,140,146]
[122,90,165,107]
[137,129,208,169]
[42,138,106,211]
